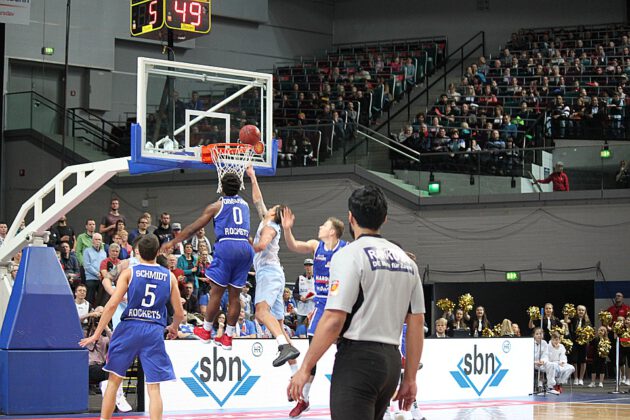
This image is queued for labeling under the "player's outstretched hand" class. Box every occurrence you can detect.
[393,379,417,412]
[79,334,98,347]
[281,207,295,230]
[166,324,178,340]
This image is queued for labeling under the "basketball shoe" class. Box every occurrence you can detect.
[215,334,233,350]
[193,326,212,342]
[273,344,300,367]
[289,400,310,418]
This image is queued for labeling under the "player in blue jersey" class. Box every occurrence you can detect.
[281,207,346,418]
[160,173,255,350]
[80,234,184,420]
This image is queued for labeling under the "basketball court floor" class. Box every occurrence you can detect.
[1,387,627,420]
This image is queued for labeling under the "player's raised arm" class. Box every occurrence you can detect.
[166,272,185,339]
[253,226,277,253]
[281,207,318,254]
[161,201,221,253]
[80,268,131,346]
[246,165,267,220]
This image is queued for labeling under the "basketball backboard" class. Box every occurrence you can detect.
[129,57,276,175]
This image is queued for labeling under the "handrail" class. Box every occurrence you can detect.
[374,31,485,133]
[333,35,447,49]
[69,107,119,131]
[6,90,121,153]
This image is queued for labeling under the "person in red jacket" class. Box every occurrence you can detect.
[536,162,570,191]
[608,292,630,321]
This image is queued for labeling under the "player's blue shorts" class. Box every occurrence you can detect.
[198,293,209,306]
[206,239,254,289]
[104,320,175,384]
[308,298,327,336]
[254,264,285,320]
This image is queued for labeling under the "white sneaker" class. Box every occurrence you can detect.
[578,379,584,386]
[588,382,596,388]
[99,380,108,396]
[116,395,133,413]
[410,400,425,420]
[537,380,544,388]
[573,379,579,385]
[598,382,604,387]
[548,388,560,395]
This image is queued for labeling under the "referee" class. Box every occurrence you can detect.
[288,185,425,420]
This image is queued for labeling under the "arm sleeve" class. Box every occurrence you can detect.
[408,270,426,314]
[325,249,361,313]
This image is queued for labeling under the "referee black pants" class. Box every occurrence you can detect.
[330,339,401,420]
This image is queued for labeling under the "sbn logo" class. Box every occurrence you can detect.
[182,347,260,407]
[450,344,509,396]
[198,349,243,382]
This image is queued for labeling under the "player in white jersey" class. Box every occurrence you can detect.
[246,166,300,367]
[281,207,346,418]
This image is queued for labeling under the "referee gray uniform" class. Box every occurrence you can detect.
[325,234,425,420]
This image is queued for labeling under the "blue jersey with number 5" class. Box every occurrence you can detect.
[120,264,171,327]
[214,195,250,241]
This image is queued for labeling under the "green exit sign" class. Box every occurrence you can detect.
[600,148,611,159]
[428,181,441,195]
[505,271,521,281]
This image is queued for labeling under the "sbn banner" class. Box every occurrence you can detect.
[149,337,533,411]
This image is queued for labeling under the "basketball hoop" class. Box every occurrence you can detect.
[201,143,254,193]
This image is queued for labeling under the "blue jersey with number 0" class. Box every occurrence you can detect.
[214,195,250,241]
[120,264,171,327]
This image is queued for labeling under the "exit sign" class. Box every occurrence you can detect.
[505,271,521,281]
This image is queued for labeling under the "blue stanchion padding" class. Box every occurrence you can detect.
[128,123,278,176]
[0,349,88,414]
[0,246,84,350]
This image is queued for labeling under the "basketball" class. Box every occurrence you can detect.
[239,124,261,145]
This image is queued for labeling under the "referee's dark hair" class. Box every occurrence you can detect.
[138,234,160,260]
[348,185,388,230]
[221,173,241,196]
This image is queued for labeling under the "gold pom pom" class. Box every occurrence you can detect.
[458,293,475,313]
[598,338,611,358]
[561,338,573,354]
[436,298,455,313]
[613,320,625,336]
[598,311,612,326]
[493,324,502,336]
[527,306,541,320]
[482,327,494,338]
[562,303,576,319]
[575,325,595,345]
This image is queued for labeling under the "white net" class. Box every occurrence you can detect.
[208,143,254,193]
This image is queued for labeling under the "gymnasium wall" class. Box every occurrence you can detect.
[333,0,626,55]
[4,0,334,121]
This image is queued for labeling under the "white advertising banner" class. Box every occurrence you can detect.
[0,0,30,25]
[415,337,534,401]
[153,339,336,411]
[150,337,533,411]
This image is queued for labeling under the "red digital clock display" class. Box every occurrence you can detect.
[130,0,210,40]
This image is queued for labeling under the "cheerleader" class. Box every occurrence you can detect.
[615,315,630,385]
[471,306,491,338]
[546,331,575,394]
[589,326,610,387]
[447,308,470,337]
[529,303,562,342]
[566,304,591,385]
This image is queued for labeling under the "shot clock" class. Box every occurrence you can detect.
[130,0,211,41]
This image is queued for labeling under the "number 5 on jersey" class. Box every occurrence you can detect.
[142,283,158,307]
